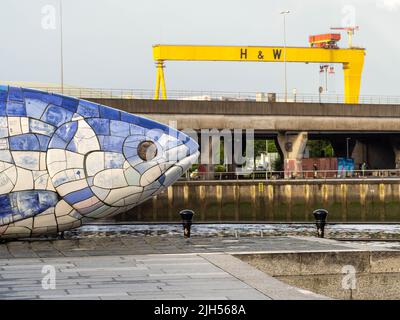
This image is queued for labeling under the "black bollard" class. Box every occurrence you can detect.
[313,209,328,238]
[179,210,194,238]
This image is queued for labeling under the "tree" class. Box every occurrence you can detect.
[307,140,334,157]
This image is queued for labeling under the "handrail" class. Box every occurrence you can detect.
[14,85,400,105]
[182,169,400,181]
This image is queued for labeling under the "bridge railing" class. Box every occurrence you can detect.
[181,169,400,181]
[20,86,400,105]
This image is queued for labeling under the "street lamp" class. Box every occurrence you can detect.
[59,0,64,94]
[280,10,290,102]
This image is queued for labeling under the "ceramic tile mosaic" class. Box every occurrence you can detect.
[0,86,199,239]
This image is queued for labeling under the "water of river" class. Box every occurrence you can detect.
[67,223,400,240]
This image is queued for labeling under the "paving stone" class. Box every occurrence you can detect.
[0,296,39,300]
[1,236,361,259]
[126,292,184,299]
[4,290,68,297]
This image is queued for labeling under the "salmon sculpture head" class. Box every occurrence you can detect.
[0,86,199,239]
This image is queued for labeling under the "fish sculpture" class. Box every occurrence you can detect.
[0,86,199,239]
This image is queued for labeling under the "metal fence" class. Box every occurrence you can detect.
[21,86,400,105]
[180,169,400,181]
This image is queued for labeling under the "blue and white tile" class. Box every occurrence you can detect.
[93,169,128,189]
[12,151,40,171]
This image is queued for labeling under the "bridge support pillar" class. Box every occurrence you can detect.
[277,132,308,178]
[351,139,395,170]
[351,140,368,169]
[200,132,216,180]
[391,141,400,169]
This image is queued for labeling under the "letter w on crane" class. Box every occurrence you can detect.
[273,49,282,60]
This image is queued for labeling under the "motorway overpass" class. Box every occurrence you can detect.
[87,99,400,172]
[87,99,400,131]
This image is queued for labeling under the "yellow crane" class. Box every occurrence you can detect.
[153,44,365,104]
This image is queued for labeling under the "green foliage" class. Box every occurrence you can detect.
[214,164,226,172]
[307,140,334,158]
[267,140,278,153]
[253,140,278,156]
[253,140,266,157]
[273,157,283,171]
[194,139,281,170]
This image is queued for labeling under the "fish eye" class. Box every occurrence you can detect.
[138,140,157,161]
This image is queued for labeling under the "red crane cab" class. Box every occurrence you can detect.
[309,33,341,49]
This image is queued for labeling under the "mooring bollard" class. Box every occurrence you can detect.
[179,209,194,238]
[313,209,328,238]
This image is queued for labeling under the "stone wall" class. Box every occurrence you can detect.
[112,179,400,223]
[237,251,400,299]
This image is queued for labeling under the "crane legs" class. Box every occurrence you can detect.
[154,61,167,100]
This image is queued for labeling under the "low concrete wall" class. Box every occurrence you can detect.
[112,179,400,223]
[237,251,400,299]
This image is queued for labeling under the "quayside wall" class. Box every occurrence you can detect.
[110,179,400,223]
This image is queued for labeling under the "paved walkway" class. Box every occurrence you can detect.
[0,236,357,259]
[0,252,330,300]
[0,236,389,300]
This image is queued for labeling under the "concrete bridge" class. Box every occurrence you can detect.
[87,98,400,171]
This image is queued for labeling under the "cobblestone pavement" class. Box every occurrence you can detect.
[0,235,388,300]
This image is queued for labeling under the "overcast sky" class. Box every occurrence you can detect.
[0,0,399,96]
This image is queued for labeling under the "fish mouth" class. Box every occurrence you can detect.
[178,150,200,169]
[162,136,199,173]
[169,150,200,174]
[158,151,199,186]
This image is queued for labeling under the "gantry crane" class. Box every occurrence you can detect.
[153,42,365,104]
[330,26,359,48]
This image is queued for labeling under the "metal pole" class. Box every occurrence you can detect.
[280,11,290,102]
[346,138,350,159]
[283,13,288,102]
[325,67,328,92]
[59,0,64,94]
